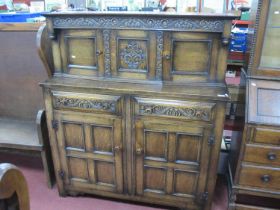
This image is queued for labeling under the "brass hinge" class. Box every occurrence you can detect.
[52,120,58,131]
[208,136,215,145]
[59,170,65,179]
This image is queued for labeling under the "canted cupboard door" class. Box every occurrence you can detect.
[162,32,220,82]
[54,112,123,193]
[60,29,104,76]
[135,119,212,204]
[110,30,158,80]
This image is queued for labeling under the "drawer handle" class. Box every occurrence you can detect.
[267,152,277,161]
[162,52,171,60]
[136,147,143,155]
[163,55,171,60]
[261,175,271,183]
[114,145,122,152]
[96,50,103,56]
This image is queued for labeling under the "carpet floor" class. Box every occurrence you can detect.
[0,153,228,210]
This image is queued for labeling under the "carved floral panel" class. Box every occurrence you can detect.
[118,40,148,71]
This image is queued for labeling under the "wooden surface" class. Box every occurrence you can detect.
[40,12,235,210]
[0,118,41,150]
[0,163,30,210]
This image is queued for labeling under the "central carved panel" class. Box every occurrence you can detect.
[118,40,148,71]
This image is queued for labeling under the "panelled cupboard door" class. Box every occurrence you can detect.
[110,30,158,80]
[53,111,123,193]
[135,119,212,206]
[60,29,104,76]
[163,32,220,82]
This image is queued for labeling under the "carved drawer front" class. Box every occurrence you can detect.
[162,32,220,82]
[60,30,104,76]
[135,119,213,206]
[135,97,216,122]
[243,144,280,167]
[54,111,123,193]
[238,164,280,191]
[251,127,280,146]
[110,30,158,80]
[248,79,280,126]
[52,91,122,115]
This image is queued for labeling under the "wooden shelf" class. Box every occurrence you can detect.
[0,118,42,151]
[232,20,253,25]
[227,62,244,66]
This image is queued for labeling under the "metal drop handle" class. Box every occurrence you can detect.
[261,174,271,183]
[136,147,143,155]
[267,152,276,161]
[96,50,103,56]
[114,145,122,152]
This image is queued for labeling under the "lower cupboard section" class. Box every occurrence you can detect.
[52,110,213,209]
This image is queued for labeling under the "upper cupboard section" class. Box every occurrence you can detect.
[48,13,235,83]
[58,29,223,82]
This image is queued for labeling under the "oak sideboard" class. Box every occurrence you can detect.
[38,11,238,209]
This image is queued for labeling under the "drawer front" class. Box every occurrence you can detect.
[239,164,280,191]
[248,79,280,126]
[244,144,280,167]
[52,91,122,115]
[134,97,216,122]
[252,127,280,146]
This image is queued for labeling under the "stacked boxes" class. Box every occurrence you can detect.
[229,27,248,53]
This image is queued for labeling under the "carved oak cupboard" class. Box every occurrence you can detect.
[38,12,237,210]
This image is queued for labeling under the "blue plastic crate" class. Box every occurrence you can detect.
[231,33,247,41]
[229,42,247,52]
[0,12,42,22]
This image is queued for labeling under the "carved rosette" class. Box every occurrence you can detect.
[103,29,111,76]
[54,97,116,113]
[120,41,146,69]
[52,16,225,32]
[156,31,163,80]
[139,104,212,121]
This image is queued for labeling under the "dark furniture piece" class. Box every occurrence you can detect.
[228,0,280,209]
[0,163,29,210]
[0,23,55,188]
[39,11,237,209]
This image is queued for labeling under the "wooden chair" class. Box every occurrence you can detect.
[0,163,29,210]
[0,23,54,188]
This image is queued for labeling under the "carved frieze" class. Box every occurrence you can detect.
[139,102,214,121]
[52,16,225,32]
[54,96,116,113]
[120,41,146,70]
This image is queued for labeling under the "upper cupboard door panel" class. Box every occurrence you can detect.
[110,30,158,80]
[60,30,104,76]
[163,32,220,82]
